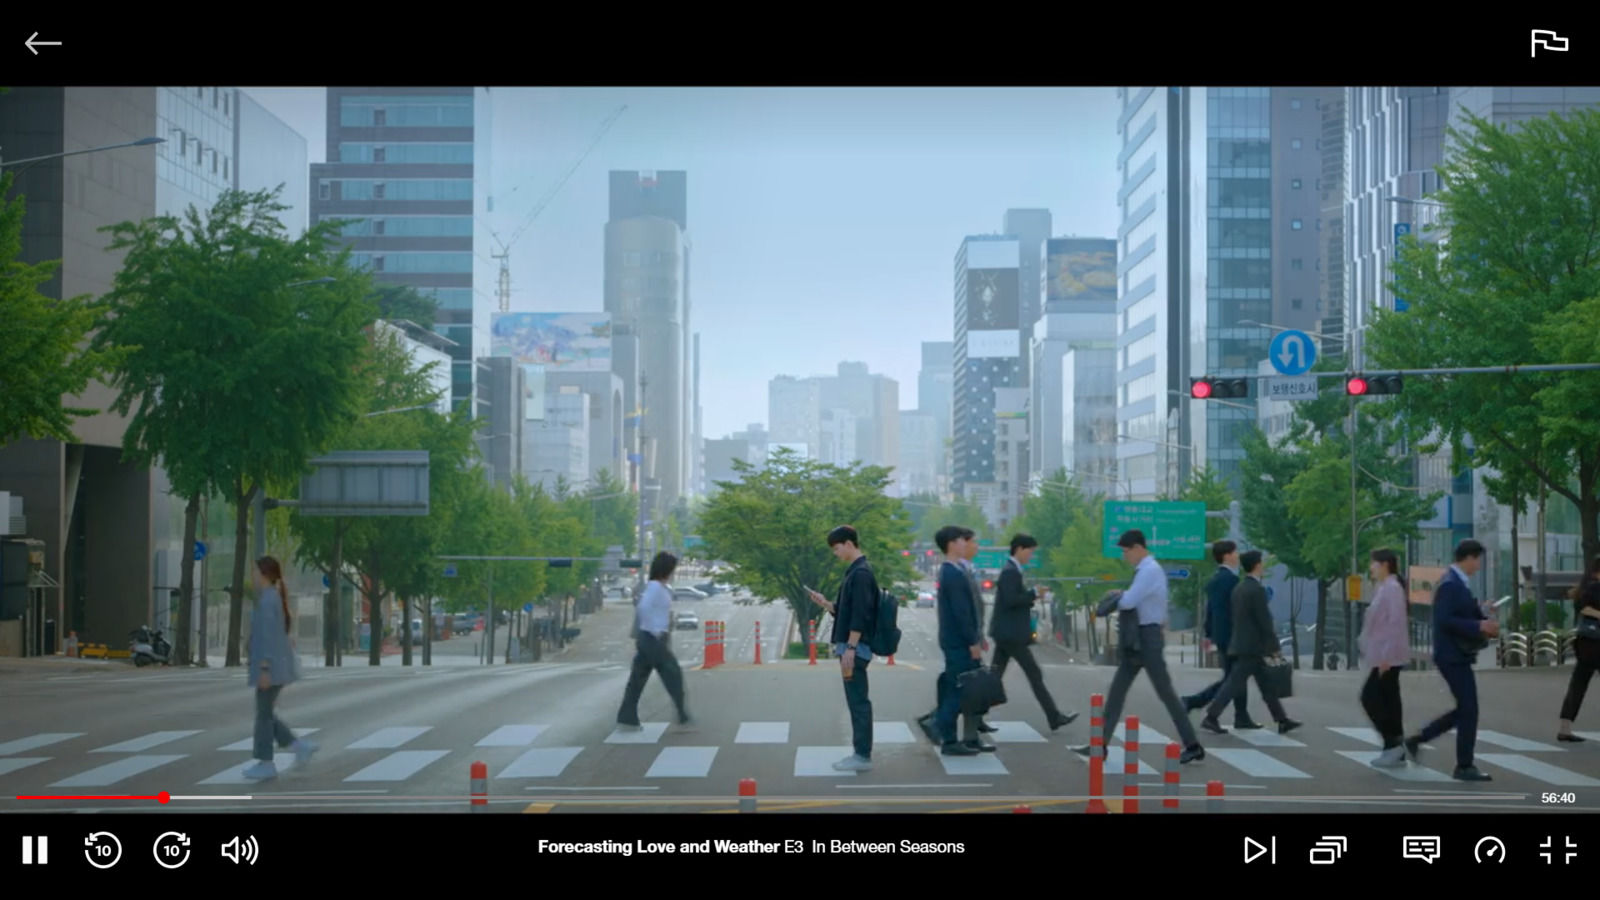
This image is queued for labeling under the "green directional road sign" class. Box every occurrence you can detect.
[971,548,1040,570]
[1102,501,1207,560]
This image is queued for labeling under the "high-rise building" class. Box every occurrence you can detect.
[524,387,590,489]
[0,88,306,653]
[768,376,820,453]
[1114,87,1329,495]
[1030,237,1116,483]
[819,362,899,476]
[953,236,1022,510]
[1001,209,1052,383]
[604,170,690,510]
[692,333,703,497]
[1062,340,1119,493]
[310,88,495,418]
[479,357,527,490]
[897,411,941,497]
[917,342,953,490]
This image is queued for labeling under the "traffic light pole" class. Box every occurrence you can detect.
[1276,363,1600,379]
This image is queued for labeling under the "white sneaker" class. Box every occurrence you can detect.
[1370,746,1405,768]
[241,760,277,781]
[291,739,319,767]
[832,754,872,772]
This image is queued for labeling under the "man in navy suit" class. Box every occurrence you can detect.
[1182,540,1261,729]
[1404,539,1498,781]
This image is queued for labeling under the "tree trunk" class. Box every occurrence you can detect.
[1312,578,1329,671]
[1536,484,1549,634]
[174,494,201,666]
[402,594,413,666]
[1288,580,1302,670]
[366,563,383,666]
[225,479,258,667]
[326,519,344,668]
[422,596,432,666]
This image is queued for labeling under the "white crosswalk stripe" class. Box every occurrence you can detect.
[1,720,1593,790]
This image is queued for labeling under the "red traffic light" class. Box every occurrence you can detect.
[1346,377,1369,396]
[1191,379,1213,399]
[983,580,993,590]
[926,550,936,557]
[902,550,910,556]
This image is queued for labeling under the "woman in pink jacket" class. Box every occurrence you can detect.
[1359,548,1413,767]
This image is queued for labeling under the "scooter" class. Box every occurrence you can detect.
[130,626,172,667]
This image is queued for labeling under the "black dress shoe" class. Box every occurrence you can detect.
[916,715,940,744]
[942,741,979,756]
[1233,720,1263,730]
[1402,736,1423,762]
[977,721,998,733]
[1453,766,1492,781]
[1277,719,1302,735]
[1180,743,1205,764]
[1558,733,1587,742]
[963,739,997,753]
[1200,717,1228,735]
[1050,712,1080,731]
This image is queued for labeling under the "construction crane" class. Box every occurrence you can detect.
[490,104,628,312]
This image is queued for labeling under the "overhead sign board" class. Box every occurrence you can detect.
[1102,501,1207,560]
[1268,329,1317,376]
[971,548,1040,570]
[297,451,431,517]
[1265,375,1319,402]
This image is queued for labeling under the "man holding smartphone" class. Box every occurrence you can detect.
[805,525,880,773]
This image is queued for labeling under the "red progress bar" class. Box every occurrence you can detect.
[18,791,170,803]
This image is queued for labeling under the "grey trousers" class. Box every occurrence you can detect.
[1101,625,1200,749]
[254,685,295,761]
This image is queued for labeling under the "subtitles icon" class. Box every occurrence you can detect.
[1403,836,1442,863]
[1310,836,1347,865]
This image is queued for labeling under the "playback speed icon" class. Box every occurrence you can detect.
[221,835,259,865]
[1310,836,1348,865]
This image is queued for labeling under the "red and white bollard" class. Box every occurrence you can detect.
[1123,716,1140,814]
[807,620,818,665]
[1086,693,1108,814]
[1013,804,1032,813]
[753,621,762,665]
[887,653,895,666]
[1207,780,1225,813]
[739,778,757,813]
[1163,742,1181,810]
[470,760,487,812]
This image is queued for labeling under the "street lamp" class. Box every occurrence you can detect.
[1,136,166,184]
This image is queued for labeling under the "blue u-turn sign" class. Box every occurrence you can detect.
[1268,329,1317,376]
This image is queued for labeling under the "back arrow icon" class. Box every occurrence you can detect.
[25,32,63,55]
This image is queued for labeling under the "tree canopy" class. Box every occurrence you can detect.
[1368,107,1600,562]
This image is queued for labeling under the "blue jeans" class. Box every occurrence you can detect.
[841,656,872,759]
[254,686,295,762]
[935,650,980,743]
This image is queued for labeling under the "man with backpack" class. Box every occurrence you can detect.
[806,524,898,773]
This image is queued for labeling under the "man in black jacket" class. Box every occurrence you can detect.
[1197,551,1301,735]
[805,525,880,773]
[991,534,1077,731]
[923,525,984,756]
[1182,541,1261,729]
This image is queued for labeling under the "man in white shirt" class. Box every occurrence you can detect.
[1075,530,1204,764]
[616,552,693,731]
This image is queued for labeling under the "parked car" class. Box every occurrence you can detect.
[674,610,700,630]
[452,614,475,636]
[673,586,708,601]
[916,592,934,608]
[693,582,721,596]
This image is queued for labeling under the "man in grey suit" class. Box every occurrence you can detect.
[1197,550,1302,736]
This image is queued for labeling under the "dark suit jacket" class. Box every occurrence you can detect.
[965,564,987,636]
[1204,566,1240,652]
[1432,567,1487,665]
[937,561,980,652]
[989,560,1035,645]
[1228,576,1276,658]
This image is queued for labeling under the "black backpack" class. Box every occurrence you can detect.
[868,589,902,656]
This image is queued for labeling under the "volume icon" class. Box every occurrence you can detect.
[221,835,259,865]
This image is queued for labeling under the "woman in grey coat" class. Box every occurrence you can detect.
[241,555,318,781]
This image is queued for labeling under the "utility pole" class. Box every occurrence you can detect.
[636,374,649,594]
[1536,482,1549,633]
[494,251,510,312]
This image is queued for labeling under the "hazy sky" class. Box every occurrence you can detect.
[245,87,1121,440]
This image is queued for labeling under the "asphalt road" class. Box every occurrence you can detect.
[3,588,1598,814]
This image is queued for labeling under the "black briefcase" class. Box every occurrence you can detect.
[958,665,1007,714]
[1260,657,1294,699]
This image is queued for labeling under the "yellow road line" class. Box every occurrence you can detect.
[523,802,556,813]
[928,798,1087,814]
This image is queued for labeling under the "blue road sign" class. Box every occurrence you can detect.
[1393,223,1411,312]
[443,565,458,578]
[193,541,207,562]
[523,602,533,613]
[322,574,331,588]
[1166,568,1191,580]
[1268,329,1317,376]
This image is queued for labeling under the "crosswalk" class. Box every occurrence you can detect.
[1,722,1596,791]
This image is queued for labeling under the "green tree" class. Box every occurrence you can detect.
[1369,108,1600,564]
[95,187,374,666]
[1011,468,1090,571]
[373,283,440,330]
[583,469,639,555]
[0,171,129,447]
[903,491,994,544]
[698,447,916,649]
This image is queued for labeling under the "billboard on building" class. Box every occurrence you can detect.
[994,387,1028,419]
[491,313,613,371]
[966,330,1020,359]
[964,268,1019,330]
[1046,238,1118,304]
